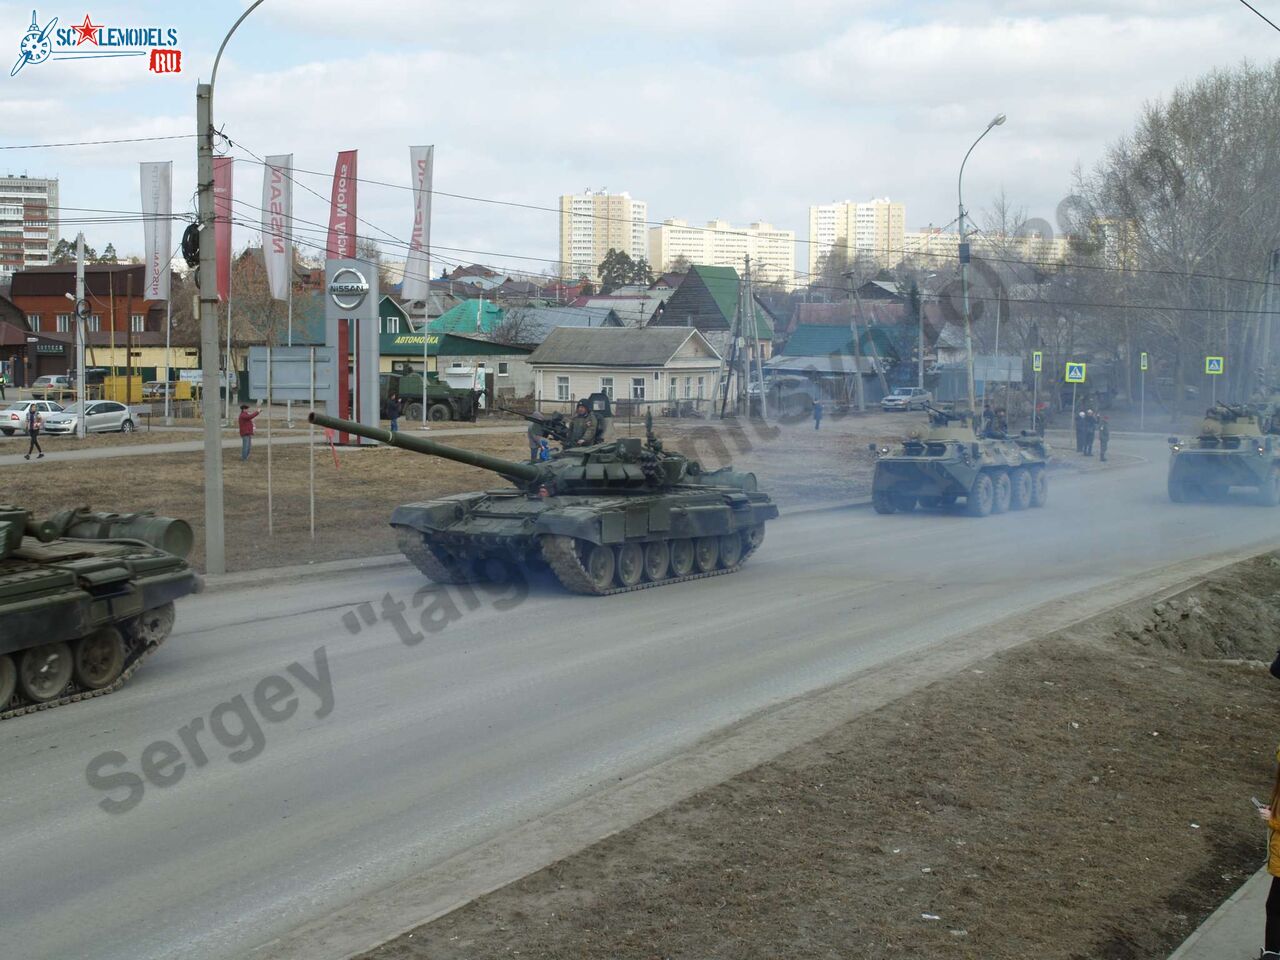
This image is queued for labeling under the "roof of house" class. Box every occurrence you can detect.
[764,354,881,375]
[648,264,772,338]
[10,263,158,301]
[782,323,898,361]
[430,299,504,334]
[527,327,720,367]
[501,305,623,343]
[576,291,666,326]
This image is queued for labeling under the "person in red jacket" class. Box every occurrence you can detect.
[238,402,261,461]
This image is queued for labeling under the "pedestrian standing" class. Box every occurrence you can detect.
[1075,410,1086,453]
[1256,748,1280,959]
[385,392,401,433]
[1098,416,1110,462]
[813,400,823,431]
[238,402,260,461]
[23,404,42,460]
[1083,409,1097,456]
[0,370,6,401]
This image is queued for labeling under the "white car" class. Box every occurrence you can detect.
[1,400,63,435]
[41,400,136,435]
[880,387,932,411]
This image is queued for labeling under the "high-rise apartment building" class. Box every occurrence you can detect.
[648,218,795,288]
[0,174,58,281]
[806,198,905,274]
[901,227,1074,266]
[558,190,648,281]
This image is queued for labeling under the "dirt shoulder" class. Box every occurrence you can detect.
[360,552,1280,960]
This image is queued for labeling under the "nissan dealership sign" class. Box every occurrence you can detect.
[328,267,370,311]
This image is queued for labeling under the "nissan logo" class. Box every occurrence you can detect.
[328,267,370,310]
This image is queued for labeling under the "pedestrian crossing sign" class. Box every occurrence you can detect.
[1140,352,1148,372]
[1205,356,1224,375]
[1032,350,1043,373]
[1065,362,1086,383]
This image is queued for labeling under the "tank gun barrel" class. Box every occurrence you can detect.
[308,411,544,484]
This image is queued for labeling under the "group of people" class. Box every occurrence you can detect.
[1074,408,1110,461]
[526,400,599,459]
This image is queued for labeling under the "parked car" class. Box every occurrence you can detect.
[41,400,136,435]
[1,400,63,435]
[30,375,75,400]
[880,386,933,411]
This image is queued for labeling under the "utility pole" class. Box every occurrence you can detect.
[75,233,86,438]
[1263,250,1279,394]
[125,272,134,405]
[197,81,226,575]
[846,272,866,412]
[746,256,767,419]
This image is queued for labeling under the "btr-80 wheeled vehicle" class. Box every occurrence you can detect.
[1167,403,1280,505]
[870,405,1050,517]
[309,409,778,595]
[0,505,202,719]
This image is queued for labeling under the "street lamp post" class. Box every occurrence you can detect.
[196,0,265,576]
[958,113,1005,414]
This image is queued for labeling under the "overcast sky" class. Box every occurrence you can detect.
[2,0,1276,280]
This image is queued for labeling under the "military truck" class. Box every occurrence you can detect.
[380,372,482,422]
[870,405,1050,517]
[1167,403,1280,505]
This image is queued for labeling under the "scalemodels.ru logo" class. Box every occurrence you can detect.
[10,9,182,77]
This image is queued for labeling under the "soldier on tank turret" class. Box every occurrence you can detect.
[567,400,597,447]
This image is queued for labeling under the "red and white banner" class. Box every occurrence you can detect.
[212,156,234,302]
[139,161,172,300]
[401,145,433,302]
[326,150,357,260]
[261,154,293,302]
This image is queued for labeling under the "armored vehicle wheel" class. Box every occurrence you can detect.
[1009,468,1032,510]
[0,655,15,707]
[428,403,450,421]
[967,473,994,517]
[642,540,670,581]
[1256,466,1280,506]
[615,542,644,587]
[991,471,1012,514]
[73,627,126,690]
[403,401,423,420]
[891,493,917,512]
[872,491,896,514]
[1029,468,1048,508]
[694,537,719,573]
[585,543,616,591]
[135,602,176,646]
[669,538,695,576]
[718,533,743,567]
[18,642,73,703]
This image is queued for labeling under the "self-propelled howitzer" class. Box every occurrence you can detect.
[308,411,778,594]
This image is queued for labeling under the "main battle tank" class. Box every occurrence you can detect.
[1167,403,1280,505]
[869,405,1050,516]
[309,410,779,595]
[0,505,202,719]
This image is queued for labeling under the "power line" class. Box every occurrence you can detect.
[0,134,197,151]
[1238,0,1280,32]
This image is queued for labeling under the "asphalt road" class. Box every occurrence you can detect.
[2,437,1277,960]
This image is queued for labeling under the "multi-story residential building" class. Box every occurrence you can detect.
[902,227,1074,267]
[558,190,648,281]
[648,218,795,288]
[806,198,906,274]
[0,174,58,281]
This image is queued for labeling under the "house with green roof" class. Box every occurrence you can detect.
[429,299,504,335]
[648,264,775,346]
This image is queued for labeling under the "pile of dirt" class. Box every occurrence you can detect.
[361,553,1280,960]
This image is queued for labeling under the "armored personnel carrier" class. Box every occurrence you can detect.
[0,505,202,719]
[309,410,778,595]
[1167,403,1280,505]
[869,405,1050,517]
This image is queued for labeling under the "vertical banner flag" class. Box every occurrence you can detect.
[326,150,357,260]
[139,161,172,300]
[401,145,434,302]
[262,154,293,301]
[212,156,234,302]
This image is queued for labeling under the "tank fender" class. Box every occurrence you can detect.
[390,493,487,533]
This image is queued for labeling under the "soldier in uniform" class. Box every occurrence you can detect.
[1098,415,1110,461]
[566,400,597,447]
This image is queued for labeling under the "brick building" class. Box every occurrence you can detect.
[10,263,165,336]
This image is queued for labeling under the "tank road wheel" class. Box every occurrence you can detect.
[891,493,917,512]
[0,654,15,708]
[991,471,1012,514]
[585,543,616,591]
[966,473,995,517]
[718,532,744,568]
[135,602,177,646]
[18,642,73,704]
[73,627,126,690]
[1030,468,1048,508]
[427,403,450,421]
[669,538,695,576]
[615,542,644,587]
[872,490,896,514]
[642,540,670,581]
[1009,468,1032,510]
[693,537,719,573]
[1256,466,1280,507]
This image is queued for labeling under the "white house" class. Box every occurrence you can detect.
[527,327,723,415]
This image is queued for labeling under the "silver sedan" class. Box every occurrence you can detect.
[41,400,136,435]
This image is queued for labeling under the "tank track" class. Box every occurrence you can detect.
[396,529,478,583]
[0,617,172,721]
[540,533,760,597]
